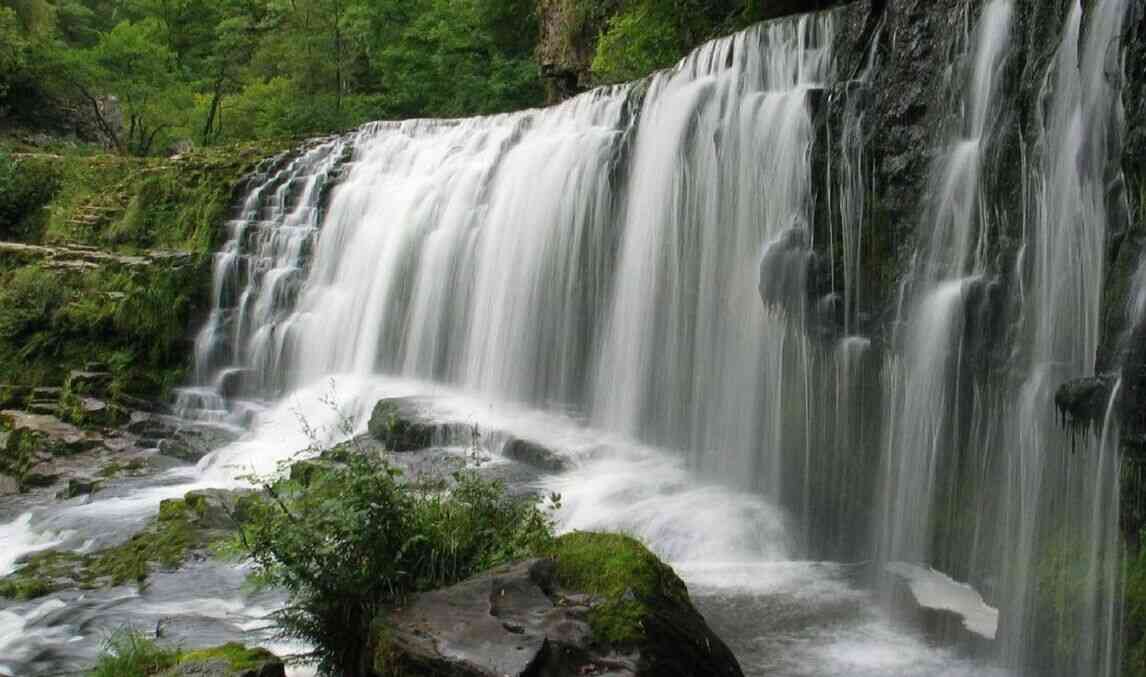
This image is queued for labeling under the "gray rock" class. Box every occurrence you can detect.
[65,370,113,396]
[157,425,237,463]
[367,398,440,451]
[58,477,102,499]
[386,560,557,677]
[182,489,257,530]
[0,474,19,496]
[384,557,742,677]
[502,437,569,473]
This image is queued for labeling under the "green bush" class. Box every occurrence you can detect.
[88,630,278,677]
[239,448,555,677]
[0,266,67,351]
[90,628,179,677]
[0,151,61,239]
[591,1,683,84]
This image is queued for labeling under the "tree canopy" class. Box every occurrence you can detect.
[0,0,545,153]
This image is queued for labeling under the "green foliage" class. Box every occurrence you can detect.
[0,151,61,238]
[1126,543,1146,674]
[88,629,277,677]
[178,643,277,672]
[3,0,547,150]
[591,1,681,83]
[589,0,750,84]
[0,262,202,393]
[0,492,233,600]
[0,265,67,351]
[550,531,688,643]
[239,448,555,677]
[90,628,179,677]
[0,7,30,103]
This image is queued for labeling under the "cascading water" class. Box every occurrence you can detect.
[996,1,1128,673]
[177,137,352,422]
[880,0,1014,569]
[877,0,1130,675]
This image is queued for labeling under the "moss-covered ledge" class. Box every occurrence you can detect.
[0,140,297,397]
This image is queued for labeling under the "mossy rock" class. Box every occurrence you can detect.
[549,532,689,644]
[367,399,436,452]
[164,644,285,677]
[380,532,742,677]
[0,489,257,600]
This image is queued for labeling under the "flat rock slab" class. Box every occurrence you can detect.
[0,410,104,454]
[390,560,558,676]
[388,559,626,677]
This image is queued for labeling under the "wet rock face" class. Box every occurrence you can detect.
[383,559,743,677]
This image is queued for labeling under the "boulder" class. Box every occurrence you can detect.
[1054,375,1116,429]
[380,534,743,677]
[368,398,439,451]
[502,437,570,473]
[0,410,104,457]
[156,425,237,463]
[57,477,102,499]
[181,489,259,530]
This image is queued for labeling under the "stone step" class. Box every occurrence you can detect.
[28,402,58,415]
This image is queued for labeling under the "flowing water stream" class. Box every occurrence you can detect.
[0,1,1134,675]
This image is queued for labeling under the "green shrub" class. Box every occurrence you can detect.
[0,151,61,239]
[90,628,179,677]
[239,448,555,677]
[0,266,67,351]
[88,630,278,677]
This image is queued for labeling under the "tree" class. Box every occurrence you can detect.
[61,19,191,154]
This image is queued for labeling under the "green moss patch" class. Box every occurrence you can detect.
[177,643,278,672]
[0,492,245,600]
[0,258,207,393]
[31,142,293,253]
[0,551,86,599]
[0,141,290,393]
[550,531,689,644]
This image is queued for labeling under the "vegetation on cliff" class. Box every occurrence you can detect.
[0,142,287,396]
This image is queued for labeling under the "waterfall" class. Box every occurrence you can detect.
[187,16,840,508]
[176,1,1135,674]
[998,1,1129,673]
[875,0,1129,674]
[879,0,1013,568]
